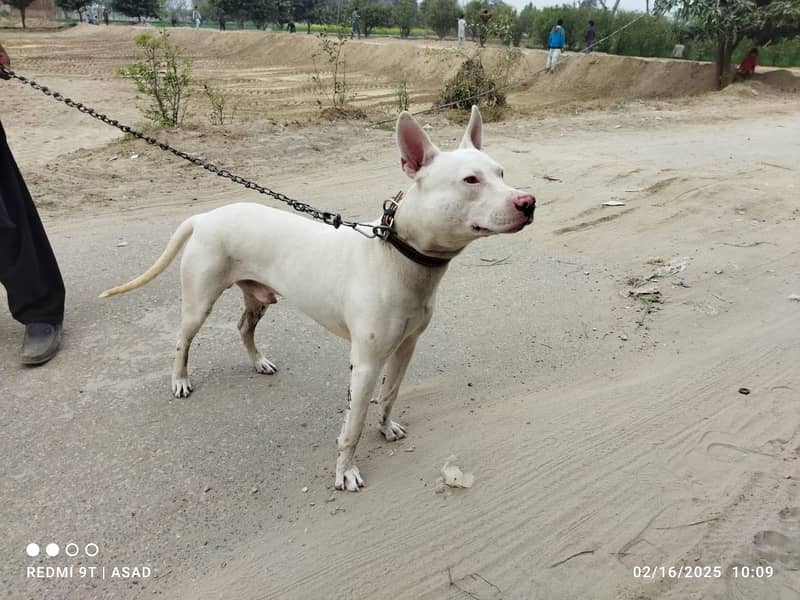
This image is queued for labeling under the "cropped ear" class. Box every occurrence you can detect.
[396,112,439,178]
[459,105,483,150]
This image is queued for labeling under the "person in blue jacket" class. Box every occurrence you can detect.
[546,19,566,73]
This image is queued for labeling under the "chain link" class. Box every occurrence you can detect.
[2,65,391,239]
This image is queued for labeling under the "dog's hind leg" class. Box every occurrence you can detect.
[171,253,226,398]
[377,334,419,441]
[236,280,278,375]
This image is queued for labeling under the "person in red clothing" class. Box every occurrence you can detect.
[735,48,759,81]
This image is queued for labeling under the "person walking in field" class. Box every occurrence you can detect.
[192,6,201,29]
[546,19,566,73]
[583,20,595,52]
[102,7,109,25]
[217,7,226,31]
[457,13,466,48]
[351,8,361,39]
[0,44,65,365]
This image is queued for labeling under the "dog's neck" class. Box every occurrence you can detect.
[389,188,468,263]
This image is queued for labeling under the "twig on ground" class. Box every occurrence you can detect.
[654,516,720,530]
[721,241,777,248]
[549,549,596,568]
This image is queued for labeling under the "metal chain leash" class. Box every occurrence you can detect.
[1,65,391,239]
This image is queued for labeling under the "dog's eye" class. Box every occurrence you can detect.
[463,176,480,185]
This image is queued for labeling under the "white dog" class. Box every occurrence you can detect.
[101,106,535,491]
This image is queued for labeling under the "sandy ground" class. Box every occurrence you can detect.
[1,25,800,600]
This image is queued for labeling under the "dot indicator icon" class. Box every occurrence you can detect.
[46,543,60,557]
[26,543,40,558]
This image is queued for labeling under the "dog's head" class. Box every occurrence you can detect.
[394,106,535,254]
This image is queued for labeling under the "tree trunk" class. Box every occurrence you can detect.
[20,7,27,28]
[716,36,738,89]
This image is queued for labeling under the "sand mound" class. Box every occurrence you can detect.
[757,68,800,92]
[7,26,797,120]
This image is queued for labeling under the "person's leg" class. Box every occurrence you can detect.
[551,48,561,71]
[0,122,65,363]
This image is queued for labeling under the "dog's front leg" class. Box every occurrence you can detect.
[335,354,384,492]
[377,334,419,441]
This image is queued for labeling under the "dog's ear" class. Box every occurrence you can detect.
[397,112,438,178]
[459,105,483,150]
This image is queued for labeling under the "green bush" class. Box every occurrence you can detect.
[120,31,192,127]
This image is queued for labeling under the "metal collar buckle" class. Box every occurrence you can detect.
[378,191,403,239]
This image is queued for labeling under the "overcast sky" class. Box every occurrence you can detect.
[500,0,649,12]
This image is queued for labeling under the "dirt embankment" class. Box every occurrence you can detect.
[4,25,796,123]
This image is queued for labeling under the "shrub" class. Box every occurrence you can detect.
[438,55,505,110]
[120,31,192,127]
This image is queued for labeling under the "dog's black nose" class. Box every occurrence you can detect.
[514,195,536,218]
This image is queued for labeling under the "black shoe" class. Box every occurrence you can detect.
[21,322,63,365]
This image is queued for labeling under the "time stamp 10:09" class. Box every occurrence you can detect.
[633,565,774,579]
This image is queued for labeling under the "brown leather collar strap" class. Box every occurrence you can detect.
[380,191,451,268]
[386,233,452,268]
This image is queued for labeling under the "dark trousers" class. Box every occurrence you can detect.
[0,121,65,325]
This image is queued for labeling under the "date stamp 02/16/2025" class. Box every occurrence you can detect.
[633,565,775,580]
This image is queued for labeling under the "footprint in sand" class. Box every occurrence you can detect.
[753,530,800,570]
[778,507,800,523]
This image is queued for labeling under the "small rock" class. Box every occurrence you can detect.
[116,241,128,247]
[619,334,628,341]
[441,455,475,488]
[326,495,336,503]
[130,154,139,159]
[203,485,212,493]
[738,387,751,395]
[250,486,259,494]
[301,486,309,493]
[714,269,724,275]
[789,294,800,302]
[404,446,416,452]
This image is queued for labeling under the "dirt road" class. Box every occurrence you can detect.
[2,25,799,600]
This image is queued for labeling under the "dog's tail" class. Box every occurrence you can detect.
[99,217,195,298]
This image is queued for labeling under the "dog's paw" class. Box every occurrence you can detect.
[172,378,193,398]
[380,421,407,442]
[254,356,277,374]
[335,466,365,492]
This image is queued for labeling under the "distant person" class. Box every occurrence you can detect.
[87,13,94,24]
[217,7,226,31]
[457,13,466,48]
[351,8,360,39]
[192,6,201,29]
[478,8,492,47]
[287,20,296,33]
[0,44,66,365]
[583,20,595,52]
[671,44,685,58]
[546,19,566,73]
[735,47,759,81]
[102,7,109,25]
